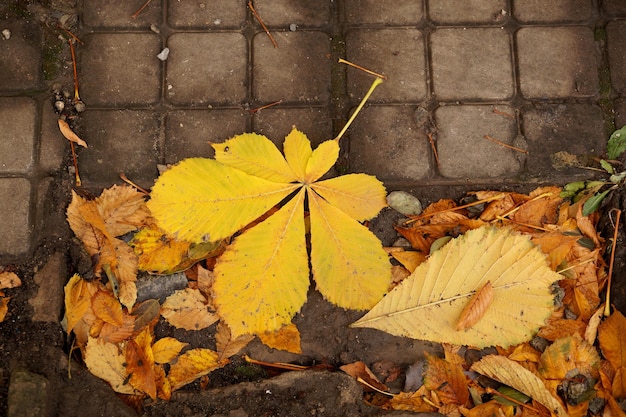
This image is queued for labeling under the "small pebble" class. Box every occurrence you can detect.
[386,191,422,216]
[54,100,65,112]
[157,47,170,61]
[150,24,160,34]
[289,23,297,31]
[74,101,86,112]
[1,29,10,40]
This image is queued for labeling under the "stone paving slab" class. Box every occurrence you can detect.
[0,0,623,263]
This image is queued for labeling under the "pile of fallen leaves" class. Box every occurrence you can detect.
[341,186,626,417]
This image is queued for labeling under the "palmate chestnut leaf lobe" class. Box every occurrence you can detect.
[147,128,391,337]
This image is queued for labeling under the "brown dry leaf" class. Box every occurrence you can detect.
[461,400,507,417]
[258,322,302,354]
[92,290,124,327]
[442,343,466,368]
[131,299,161,333]
[154,364,171,400]
[598,311,626,399]
[58,118,87,147]
[167,348,228,391]
[126,337,156,400]
[152,337,188,364]
[96,185,151,237]
[196,264,215,303]
[386,386,438,413]
[390,265,410,287]
[423,353,469,405]
[575,204,601,248]
[584,304,604,345]
[0,271,21,289]
[471,354,567,417]
[479,193,517,221]
[538,335,600,397]
[537,317,586,341]
[64,273,98,334]
[0,297,10,322]
[531,231,579,270]
[161,288,219,331]
[84,336,135,395]
[98,310,136,344]
[340,361,388,392]
[511,187,563,229]
[456,281,494,331]
[215,321,254,361]
[390,250,426,273]
[508,343,541,363]
[395,224,450,253]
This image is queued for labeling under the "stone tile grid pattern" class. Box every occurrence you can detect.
[0,0,623,260]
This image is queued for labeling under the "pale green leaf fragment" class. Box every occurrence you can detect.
[582,189,611,216]
[213,133,298,183]
[600,159,614,174]
[148,158,298,243]
[305,140,339,183]
[213,188,309,337]
[310,174,387,221]
[607,125,626,159]
[308,190,391,310]
[283,127,313,181]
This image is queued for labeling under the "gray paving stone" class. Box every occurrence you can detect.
[603,0,626,17]
[522,104,605,176]
[348,106,431,182]
[78,110,160,188]
[8,368,50,417]
[431,28,513,101]
[0,97,36,174]
[253,107,333,147]
[428,0,508,25]
[0,178,31,258]
[253,31,331,103]
[82,0,161,29]
[344,0,423,25]
[517,27,599,99]
[616,98,626,127]
[165,109,248,164]
[168,0,246,29]
[435,105,520,179]
[0,21,41,91]
[346,29,426,103]
[80,33,161,106]
[512,0,594,23]
[607,21,626,95]
[255,0,330,27]
[38,103,66,174]
[166,33,247,106]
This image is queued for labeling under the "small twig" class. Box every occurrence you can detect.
[494,216,552,232]
[67,38,80,101]
[427,133,440,169]
[404,193,506,225]
[484,135,528,154]
[338,58,387,79]
[604,208,621,317]
[249,100,282,114]
[334,77,384,142]
[486,387,541,413]
[120,173,149,195]
[356,377,394,397]
[244,355,309,371]
[131,0,153,19]
[69,141,81,186]
[248,2,277,48]
[492,108,515,119]
[57,26,83,45]
[556,257,597,275]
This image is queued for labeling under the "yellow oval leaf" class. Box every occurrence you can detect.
[161,288,218,331]
[283,127,312,180]
[152,337,189,364]
[167,348,228,391]
[258,323,302,354]
[84,337,136,395]
[305,139,339,183]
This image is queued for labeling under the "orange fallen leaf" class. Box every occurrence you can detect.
[92,290,125,327]
[390,250,426,273]
[64,273,98,334]
[456,281,494,331]
[598,311,626,399]
[58,118,88,148]
[258,322,302,354]
[0,297,10,322]
[167,348,228,391]
[423,352,469,405]
[126,338,156,400]
[0,271,21,289]
[386,386,437,413]
[152,337,188,364]
[340,361,388,393]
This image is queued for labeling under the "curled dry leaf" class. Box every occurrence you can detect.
[456,280,494,331]
[0,271,21,289]
[58,118,87,147]
[423,352,469,405]
[215,322,254,361]
[340,361,388,392]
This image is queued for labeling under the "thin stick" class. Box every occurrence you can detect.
[486,387,541,413]
[427,133,440,169]
[356,377,394,397]
[556,257,597,275]
[404,193,506,224]
[248,2,277,48]
[57,26,83,45]
[120,173,149,195]
[604,208,621,317]
[484,135,528,154]
[334,77,384,142]
[67,39,80,101]
[494,216,552,232]
[244,355,309,371]
[249,100,282,113]
[131,0,153,19]
[338,58,387,79]
[69,141,81,186]
[492,108,515,119]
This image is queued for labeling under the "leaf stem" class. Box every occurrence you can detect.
[334,77,383,142]
[604,208,621,317]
